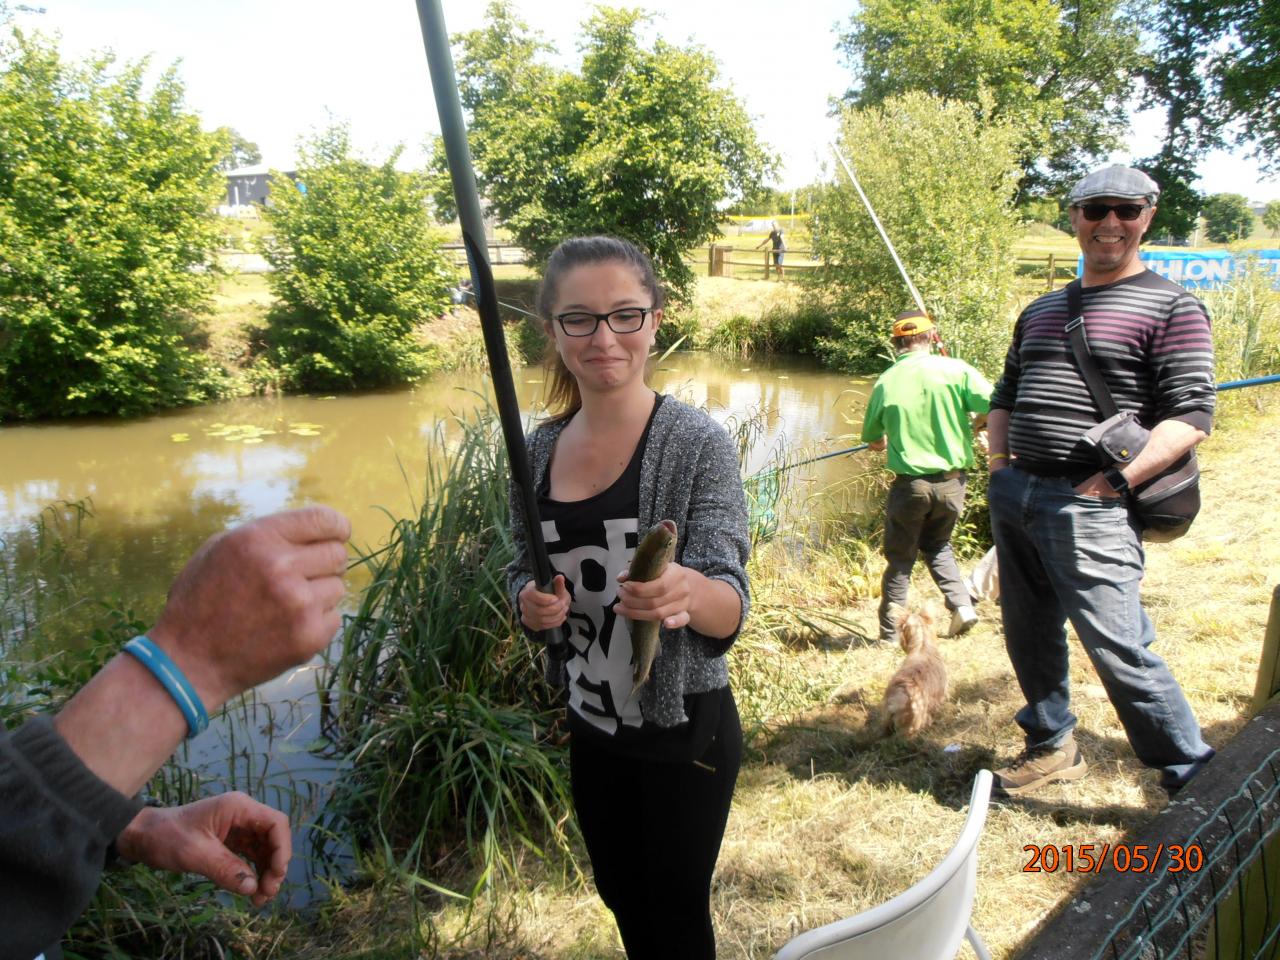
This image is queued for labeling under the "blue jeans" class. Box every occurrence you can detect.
[989,466,1214,789]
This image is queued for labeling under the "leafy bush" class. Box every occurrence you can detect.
[811,92,1022,376]
[1201,192,1255,243]
[0,31,229,420]
[701,301,835,357]
[259,126,455,391]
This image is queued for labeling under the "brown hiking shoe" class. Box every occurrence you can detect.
[994,735,1088,797]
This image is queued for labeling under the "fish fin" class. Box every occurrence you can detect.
[629,636,661,702]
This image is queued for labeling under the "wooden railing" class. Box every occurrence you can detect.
[1015,254,1078,290]
[440,242,529,265]
[219,240,1078,289]
[681,246,1079,287]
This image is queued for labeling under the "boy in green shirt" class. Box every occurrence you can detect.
[861,311,993,642]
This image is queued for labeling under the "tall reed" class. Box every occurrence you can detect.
[1204,261,1280,386]
[320,412,575,893]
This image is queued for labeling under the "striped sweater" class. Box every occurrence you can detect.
[990,270,1215,470]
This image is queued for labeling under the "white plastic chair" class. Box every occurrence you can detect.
[775,769,994,960]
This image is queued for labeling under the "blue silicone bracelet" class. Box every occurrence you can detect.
[122,635,209,738]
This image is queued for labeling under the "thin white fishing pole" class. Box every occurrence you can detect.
[829,143,928,317]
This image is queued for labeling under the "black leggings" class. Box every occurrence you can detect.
[569,693,742,960]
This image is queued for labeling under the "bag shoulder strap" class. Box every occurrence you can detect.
[1064,279,1120,420]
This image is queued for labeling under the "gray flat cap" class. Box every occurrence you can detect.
[1069,164,1161,203]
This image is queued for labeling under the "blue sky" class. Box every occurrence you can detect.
[12,0,1276,202]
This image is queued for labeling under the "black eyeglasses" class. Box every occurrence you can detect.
[1074,202,1151,222]
[554,306,654,337]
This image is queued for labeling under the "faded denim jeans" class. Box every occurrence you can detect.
[989,465,1214,789]
[878,473,970,642]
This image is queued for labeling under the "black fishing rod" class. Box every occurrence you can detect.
[413,0,567,658]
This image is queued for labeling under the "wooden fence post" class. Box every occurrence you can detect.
[1047,254,1056,291]
[1251,584,1280,715]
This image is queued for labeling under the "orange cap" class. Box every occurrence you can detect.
[891,310,934,338]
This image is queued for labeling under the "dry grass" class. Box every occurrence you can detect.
[679,276,801,326]
[289,389,1280,960]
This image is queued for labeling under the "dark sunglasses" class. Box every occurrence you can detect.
[1074,201,1151,222]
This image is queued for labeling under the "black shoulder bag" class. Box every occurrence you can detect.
[1064,280,1201,542]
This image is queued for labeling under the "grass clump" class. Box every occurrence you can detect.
[1205,260,1280,391]
[669,279,834,358]
[321,413,576,904]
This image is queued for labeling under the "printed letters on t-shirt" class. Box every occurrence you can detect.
[542,516,643,733]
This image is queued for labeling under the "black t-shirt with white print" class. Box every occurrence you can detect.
[538,393,726,763]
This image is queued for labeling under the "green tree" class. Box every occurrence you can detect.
[1138,149,1202,242]
[1263,200,1280,237]
[0,30,228,420]
[836,0,1141,193]
[444,2,774,300]
[1144,0,1279,173]
[259,126,455,391]
[812,93,1022,372]
[1201,193,1255,243]
[213,126,261,172]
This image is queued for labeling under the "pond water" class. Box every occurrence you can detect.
[0,351,876,901]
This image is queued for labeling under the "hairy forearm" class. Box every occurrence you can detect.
[687,571,744,640]
[54,649,213,798]
[1120,419,1206,487]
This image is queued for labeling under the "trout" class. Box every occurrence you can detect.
[626,519,678,702]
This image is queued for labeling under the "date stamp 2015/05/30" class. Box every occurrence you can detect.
[1023,843,1205,874]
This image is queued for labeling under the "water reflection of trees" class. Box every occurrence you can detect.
[2,494,242,658]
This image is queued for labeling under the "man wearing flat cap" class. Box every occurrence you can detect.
[860,309,993,643]
[985,164,1216,797]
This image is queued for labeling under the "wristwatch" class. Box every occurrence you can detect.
[1102,464,1130,495]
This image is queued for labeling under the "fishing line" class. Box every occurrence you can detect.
[829,143,928,317]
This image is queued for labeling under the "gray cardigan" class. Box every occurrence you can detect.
[507,395,751,729]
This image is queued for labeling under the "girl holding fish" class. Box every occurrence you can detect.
[508,236,751,959]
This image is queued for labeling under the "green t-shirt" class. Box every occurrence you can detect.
[860,350,993,476]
